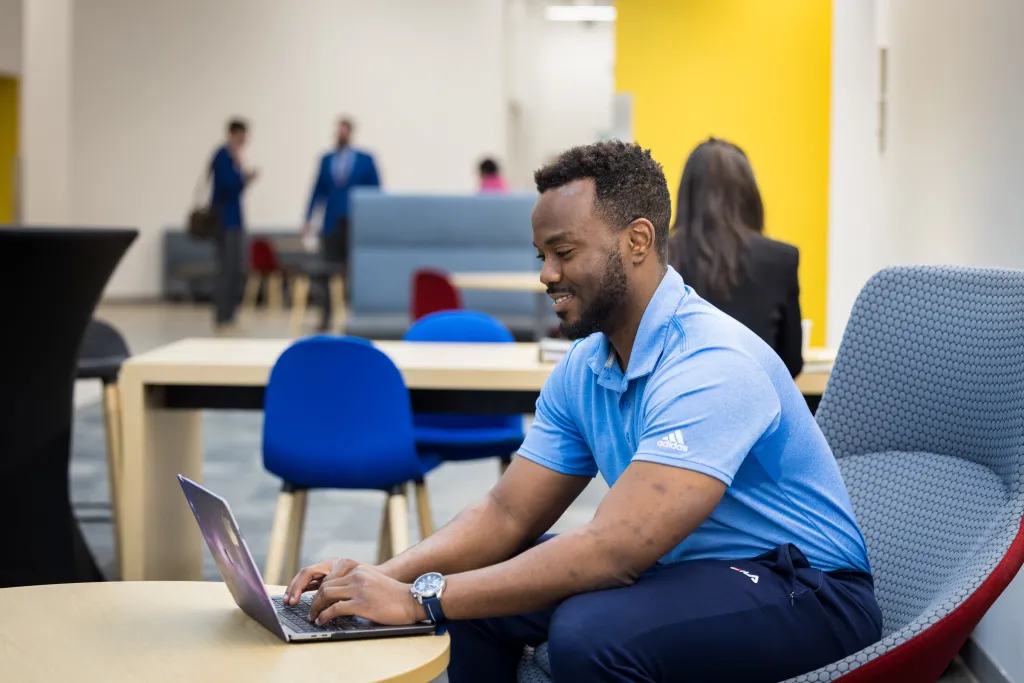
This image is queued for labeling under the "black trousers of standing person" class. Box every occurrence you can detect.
[446,541,882,683]
[317,217,348,330]
[214,228,244,325]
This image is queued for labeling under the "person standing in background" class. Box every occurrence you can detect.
[302,117,381,332]
[667,137,804,377]
[211,118,258,331]
[478,158,509,193]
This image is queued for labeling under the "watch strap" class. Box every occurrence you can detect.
[422,594,447,624]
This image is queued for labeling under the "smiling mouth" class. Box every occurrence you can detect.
[551,293,575,313]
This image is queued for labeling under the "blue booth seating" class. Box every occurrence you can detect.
[346,191,551,340]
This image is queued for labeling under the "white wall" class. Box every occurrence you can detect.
[504,0,614,189]
[20,0,71,224]
[825,0,885,346]
[882,0,1024,272]
[70,0,507,297]
[0,0,20,76]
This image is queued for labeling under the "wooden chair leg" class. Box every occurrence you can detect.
[387,485,410,558]
[101,382,124,576]
[329,274,345,329]
[242,273,262,310]
[265,484,307,585]
[289,275,311,337]
[412,480,434,539]
[377,502,393,565]
[283,488,308,581]
[267,272,285,311]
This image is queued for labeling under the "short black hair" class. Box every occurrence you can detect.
[479,158,500,175]
[534,140,671,262]
[227,118,248,135]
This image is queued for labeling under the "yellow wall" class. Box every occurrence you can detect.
[616,0,831,345]
[0,77,17,224]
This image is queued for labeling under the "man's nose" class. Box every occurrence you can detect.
[540,259,561,289]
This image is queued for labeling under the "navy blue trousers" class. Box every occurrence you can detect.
[446,543,882,683]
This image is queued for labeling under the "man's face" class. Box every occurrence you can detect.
[229,130,247,149]
[532,179,629,340]
[337,122,352,147]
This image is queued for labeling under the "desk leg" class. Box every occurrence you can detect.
[290,275,311,337]
[533,292,549,340]
[120,373,204,581]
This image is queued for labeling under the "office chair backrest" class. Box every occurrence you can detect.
[77,319,132,382]
[249,238,279,273]
[818,266,1024,483]
[411,269,462,321]
[404,310,518,430]
[263,336,422,490]
[404,309,514,343]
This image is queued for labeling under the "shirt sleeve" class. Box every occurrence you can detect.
[517,351,598,477]
[633,347,781,486]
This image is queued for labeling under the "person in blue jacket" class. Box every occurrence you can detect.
[210,118,258,329]
[302,117,381,331]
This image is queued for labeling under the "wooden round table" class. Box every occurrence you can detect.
[0,582,450,683]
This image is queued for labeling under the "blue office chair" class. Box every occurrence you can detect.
[261,335,441,584]
[403,311,526,522]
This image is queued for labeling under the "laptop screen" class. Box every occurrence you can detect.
[177,475,287,639]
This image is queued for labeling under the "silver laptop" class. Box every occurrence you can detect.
[178,475,437,642]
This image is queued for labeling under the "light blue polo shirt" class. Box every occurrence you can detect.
[518,267,870,573]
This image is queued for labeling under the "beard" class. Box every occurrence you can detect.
[559,249,629,340]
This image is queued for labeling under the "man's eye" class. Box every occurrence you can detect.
[536,253,546,261]
[556,250,572,259]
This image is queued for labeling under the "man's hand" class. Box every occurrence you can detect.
[301,221,314,237]
[308,563,427,626]
[285,557,347,605]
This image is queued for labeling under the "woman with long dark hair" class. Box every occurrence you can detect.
[668,138,804,377]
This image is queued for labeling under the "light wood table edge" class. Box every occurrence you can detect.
[0,582,450,683]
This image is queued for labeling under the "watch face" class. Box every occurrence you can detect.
[414,572,445,598]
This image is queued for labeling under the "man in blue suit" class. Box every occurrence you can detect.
[210,118,258,330]
[302,117,381,331]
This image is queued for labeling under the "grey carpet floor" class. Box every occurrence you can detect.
[69,403,978,683]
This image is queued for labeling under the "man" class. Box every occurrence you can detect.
[284,141,882,682]
[210,118,257,330]
[302,117,381,331]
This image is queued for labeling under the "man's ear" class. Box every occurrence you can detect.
[626,218,656,264]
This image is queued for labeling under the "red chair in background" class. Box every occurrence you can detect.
[411,269,462,321]
[243,238,285,310]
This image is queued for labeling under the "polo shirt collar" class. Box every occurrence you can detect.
[586,267,688,391]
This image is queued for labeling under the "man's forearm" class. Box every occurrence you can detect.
[377,495,531,583]
[438,523,633,620]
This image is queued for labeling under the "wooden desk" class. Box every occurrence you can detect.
[119,338,834,582]
[451,271,548,339]
[0,582,449,683]
[451,271,546,293]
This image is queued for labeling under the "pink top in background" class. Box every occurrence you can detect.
[479,174,510,193]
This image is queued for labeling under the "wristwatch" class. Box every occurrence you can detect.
[411,572,447,624]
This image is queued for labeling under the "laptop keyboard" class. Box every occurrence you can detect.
[271,595,365,633]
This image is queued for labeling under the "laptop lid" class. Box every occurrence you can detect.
[177,475,288,640]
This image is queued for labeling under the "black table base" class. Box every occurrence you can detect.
[157,385,821,416]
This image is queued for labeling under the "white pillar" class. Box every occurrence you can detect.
[19,0,72,224]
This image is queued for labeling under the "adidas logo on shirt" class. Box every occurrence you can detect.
[656,429,689,452]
